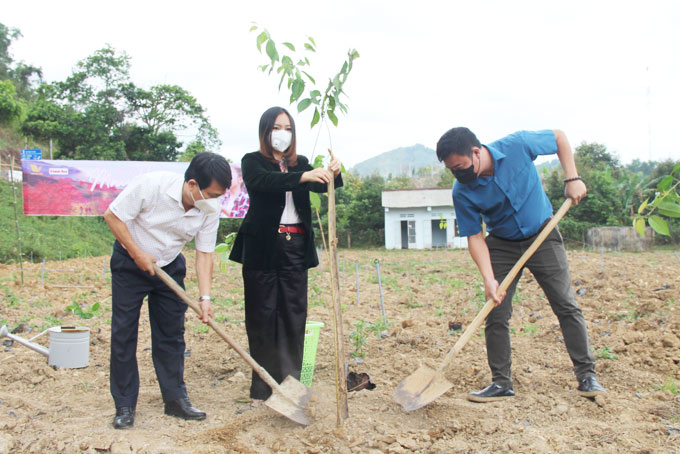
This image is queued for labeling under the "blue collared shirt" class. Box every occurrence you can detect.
[452,130,556,240]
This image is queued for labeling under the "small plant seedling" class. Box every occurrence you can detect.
[65,301,101,319]
[368,318,392,337]
[520,324,539,335]
[349,319,369,357]
[215,233,237,273]
[595,345,619,360]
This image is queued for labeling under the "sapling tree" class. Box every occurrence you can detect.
[251,24,359,425]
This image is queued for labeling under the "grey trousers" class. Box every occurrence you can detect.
[484,228,596,388]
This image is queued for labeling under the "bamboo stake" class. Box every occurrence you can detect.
[327,149,348,425]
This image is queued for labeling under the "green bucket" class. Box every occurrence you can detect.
[300,321,324,387]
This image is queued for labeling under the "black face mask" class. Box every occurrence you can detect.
[452,162,478,184]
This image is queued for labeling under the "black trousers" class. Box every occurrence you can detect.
[243,232,308,400]
[109,241,188,408]
[484,228,596,388]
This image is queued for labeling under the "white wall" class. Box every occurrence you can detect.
[383,206,467,249]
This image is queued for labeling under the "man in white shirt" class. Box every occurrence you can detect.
[104,152,231,429]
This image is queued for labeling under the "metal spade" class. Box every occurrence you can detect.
[152,264,312,425]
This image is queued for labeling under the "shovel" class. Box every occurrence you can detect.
[152,264,311,425]
[394,199,572,411]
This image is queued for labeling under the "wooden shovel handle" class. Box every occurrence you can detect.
[437,199,573,372]
[151,264,284,394]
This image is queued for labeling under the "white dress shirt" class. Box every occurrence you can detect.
[278,160,302,225]
[109,172,219,266]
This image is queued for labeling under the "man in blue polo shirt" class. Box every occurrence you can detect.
[436,127,606,402]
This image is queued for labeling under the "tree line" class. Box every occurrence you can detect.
[1,22,677,249]
[0,22,218,163]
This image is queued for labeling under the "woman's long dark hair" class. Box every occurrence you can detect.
[258,106,298,166]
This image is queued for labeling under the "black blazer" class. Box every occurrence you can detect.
[229,151,343,270]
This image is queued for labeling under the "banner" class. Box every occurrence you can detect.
[21,160,249,218]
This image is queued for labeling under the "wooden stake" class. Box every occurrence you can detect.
[327,149,348,425]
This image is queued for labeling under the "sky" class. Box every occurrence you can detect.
[4,0,680,168]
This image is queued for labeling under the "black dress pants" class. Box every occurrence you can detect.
[110,241,189,408]
[243,232,308,400]
[484,228,596,388]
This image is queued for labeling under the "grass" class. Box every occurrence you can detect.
[192,324,210,334]
[0,179,115,264]
[520,324,539,335]
[658,376,679,395]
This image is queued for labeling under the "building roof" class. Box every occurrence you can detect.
[381,188,452,208]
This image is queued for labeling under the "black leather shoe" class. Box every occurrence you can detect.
[467,383,515,403]
[577,376,607,398]
[164,397,206,420]
[113,406,135,429]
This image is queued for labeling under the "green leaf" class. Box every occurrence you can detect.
[648,215,670,236]
[310,89,321,99]
[256,32,268,52]
[302,71,316,84]
[310,192,321,210]
[673,162,680,176]
[91,302,100,312]
[291,78,304,102]
[658,201,680,218]
[312,155,325,168]
[249,24,258,32]
[297,98,312,112]
[658,175,673,192]
[282,42,295,51]
[341,61,348,74]
[215,244,230,253]
[637,198,649,214]
[304,43,315,52]
[634,217,646,236]
[311,107,320,127]
[308,36,316,46]
[266,39,279,62]
[327,110,338,126]
[332,75,341,89]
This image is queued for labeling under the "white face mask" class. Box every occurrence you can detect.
[190,186,219,215]
[271,130,292,153]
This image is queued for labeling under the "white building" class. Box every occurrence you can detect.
[382,188,468,249]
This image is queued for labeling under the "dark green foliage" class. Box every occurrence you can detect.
[18,43,217,161]
[544,142,630,244]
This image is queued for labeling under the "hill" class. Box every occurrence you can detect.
[351,144,439,177]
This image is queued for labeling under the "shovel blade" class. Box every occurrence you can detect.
[265,375,312,425]
[393,366,453,412]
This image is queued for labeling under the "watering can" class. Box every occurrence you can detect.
[0,325,90,368]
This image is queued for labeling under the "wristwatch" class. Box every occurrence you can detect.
[199,295,212,302]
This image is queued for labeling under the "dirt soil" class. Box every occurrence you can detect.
[1,248,679,453]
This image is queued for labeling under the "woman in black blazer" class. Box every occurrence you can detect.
[230,106,342,401]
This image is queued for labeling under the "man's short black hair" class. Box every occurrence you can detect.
[436,127,481,161]
[184,152,231,190]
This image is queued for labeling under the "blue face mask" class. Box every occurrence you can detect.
[452,162,478,184]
